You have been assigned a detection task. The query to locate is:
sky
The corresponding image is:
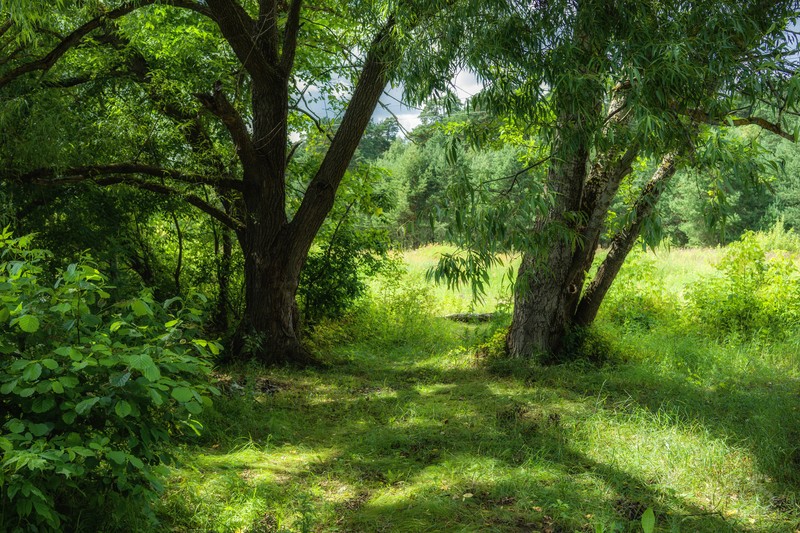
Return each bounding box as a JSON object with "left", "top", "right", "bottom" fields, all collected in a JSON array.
[
  {"left": 371, "top": 70, "right": 485, "bottom": 134},
  {"left": 298, "top": 70, "right": 484, "bottom": 137}
]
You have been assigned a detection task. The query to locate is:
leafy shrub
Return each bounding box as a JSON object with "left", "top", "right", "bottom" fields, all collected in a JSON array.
[
  {"left": 475, "top": 328, "right": 509, "bottom": 361},
  {"left": 685, "top": 231, "right": 800, "bottom": 338},
  {"left": 754, "top": 217, "right": 800, "bottom": 253},
  {"left": 600, "top": 250, "right": 676, "bottom": 330},
  {"left": 299, "top": 227, "right": 400, "bottom": 325},
  {"left": 338, "top": 272, "right": 448, "bottom": 351},
  {"left": 0, "top": 231, "right": 220, "bottom": 531}
]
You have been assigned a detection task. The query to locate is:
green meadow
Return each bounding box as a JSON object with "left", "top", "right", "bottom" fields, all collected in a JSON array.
[{"left": 156, "top": 243, "right": 800, "bottom": 533}]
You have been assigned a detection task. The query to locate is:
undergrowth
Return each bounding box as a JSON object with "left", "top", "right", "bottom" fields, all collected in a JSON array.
[{"left": 153, "top": 234, "right": 800, "bottom": 532}]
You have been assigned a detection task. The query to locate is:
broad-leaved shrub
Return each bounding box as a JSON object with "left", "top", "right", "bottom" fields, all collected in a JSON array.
[
  {"left": 686, "top": 231, "right": 800, "bottom": 338},
  {"left": 0, "top": 231, "right": 220, "bottom": 531},
  {"left": 601, "top": 250, "right": 676, "bottom": 330}
]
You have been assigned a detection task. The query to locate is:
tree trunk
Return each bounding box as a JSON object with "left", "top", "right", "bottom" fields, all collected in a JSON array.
[
  {"left": 506, "top": 140, "right": 589, "bottom": 357},
  {"left": 228, "top": 18, "right": 395, "bottom": 364},
  {"left": 505, "top": 89, "right": 644, "bottom": 359},
  {"left": 236, "top": 233, "right": 309, "bottom": 365},
  {"left": 574, "top": 153, "right": 678, "bottom": 326}
]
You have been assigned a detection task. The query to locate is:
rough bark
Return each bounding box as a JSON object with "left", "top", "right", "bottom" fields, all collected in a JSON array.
[
  {"left": 236, "top": 233, "right": 309, "bottom": 364},
  {"left": 574, "top": 153, "right": 679, "bottom": 326},
  {"left": 506, "top": 92, "right": 632, "bottom": 358},
  {"left": 506, "top": 136, "right": 590, "bottom": 357},
  {"left": 226, "top": 12, "right": 396, "bottom": 364}
]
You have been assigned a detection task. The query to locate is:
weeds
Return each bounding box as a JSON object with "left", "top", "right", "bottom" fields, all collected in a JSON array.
[{"left": 152, "top": 241, "right": 800, "bottom": 532}]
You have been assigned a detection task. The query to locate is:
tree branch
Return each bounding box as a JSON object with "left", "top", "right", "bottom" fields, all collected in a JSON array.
[
  {"left": 0, "top": 2, "right": 144, "bottom": 88},
  {"left": 289, "top": 17, "right": 396, "bottom": 250},
  {"left": 12, "top": 163, "right": 243, "bottom": 191},
  {"left": 574, "top": 153, "right": 679, "bottom": 326},
  {"left": 257, "top": 0, "right": 280, "bottom": 63},
  {"left": 291, "top": 104, "right": 334, "bottom": 141},
  {"left": 684, "top": 108, "right": 795, "bottom": 142},
  {"left": 92, "top": 177, "right": 244, "bottom": 231},
  {"left": 206, "top": 0, "right": 280, "bottom": 84},
  {"left": 7, "top": 167, "right": 244, "bottom": 231},
  {"left": 195, "top": 83, "right": 257, "bottom": 167},
  {"left": 0, "top": 18, "right": 13, "bottom": 40},
  {"left": 280, "top": 0, "right": 303, "bottom": 74},
  {"left": 729, "top": 116, "right": 795, "bottom": 142},
  {"left": 0, "top": 0, "right": 212, "bottom": 89}
]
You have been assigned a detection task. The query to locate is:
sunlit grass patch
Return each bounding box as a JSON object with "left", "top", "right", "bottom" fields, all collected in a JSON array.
[{"left": 156, "top": 246, "right": 800, "bottom": 532}]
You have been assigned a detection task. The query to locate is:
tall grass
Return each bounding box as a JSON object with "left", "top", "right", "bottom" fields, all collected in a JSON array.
[{"left": 155, "top": 232, "right": 800, "bottom": 532}]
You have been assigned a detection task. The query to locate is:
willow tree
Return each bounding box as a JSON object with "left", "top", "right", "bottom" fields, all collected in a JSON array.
[
  {"left": 428, "top": 0, "right": 800, "bottom": 357},
  {"left": 0, "top": 0, "right": 468, "bottom": 363}
]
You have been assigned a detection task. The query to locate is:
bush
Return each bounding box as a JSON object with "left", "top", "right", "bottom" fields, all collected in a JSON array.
[
  {"left": 600, "top": 250, "right": 676, "bottom": 330},
  {"left": 299, "top": 227, "right": 400, "bottom": 325},
  {"left": 685, "top": 231, "right": 800, "bottom": 339},
  {"left": 754, "top": 217, "right": 800, "bottom": 253},
  {"left": 321, "top": 271, "right": 451, "bottom": 353},
  {"left": 0, "top": 230, "right": 220, "bottom": 531}
]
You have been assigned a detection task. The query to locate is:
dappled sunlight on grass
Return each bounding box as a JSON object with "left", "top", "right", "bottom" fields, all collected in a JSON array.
[
  {"left": 159, "top": 333, "right": 800, "bottom": 531},
  {"left": 157, "top": 247, "right": 800, "bottom": 532}
]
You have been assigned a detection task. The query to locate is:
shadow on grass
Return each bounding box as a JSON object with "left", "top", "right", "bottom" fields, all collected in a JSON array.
[{"left": 160, "top": 321, "right": 800, "bottom": 532}]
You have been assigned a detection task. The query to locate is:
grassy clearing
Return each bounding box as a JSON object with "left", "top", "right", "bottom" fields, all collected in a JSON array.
[{"left": 157, "top": 247, "right": 800, "bottom": 532}]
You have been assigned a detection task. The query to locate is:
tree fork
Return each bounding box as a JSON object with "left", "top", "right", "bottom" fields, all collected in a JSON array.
[{"left": 574, "top": 153, "right": 679, "bottom": 327}]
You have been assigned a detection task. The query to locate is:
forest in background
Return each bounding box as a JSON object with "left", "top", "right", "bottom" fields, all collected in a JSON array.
[{"left": 2, "top": 0, "right": 800, "bottom": 531}]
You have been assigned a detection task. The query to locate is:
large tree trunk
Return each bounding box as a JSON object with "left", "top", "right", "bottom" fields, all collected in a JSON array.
[
  {"left": 226, "top": 16, "right": 396, "bottom": 365},
  {"left": 506, "top": 141, "right": 590, "bottom": 357},
  {"left": 505, "top": 93, "right": 632, "bottom": 357},
  {"left": 237, "top": 232, "right": 309, "bottom": 364}
]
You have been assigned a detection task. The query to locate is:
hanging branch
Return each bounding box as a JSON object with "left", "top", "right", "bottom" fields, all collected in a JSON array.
[{"left": 12, "top": 163, "right": 243, "bottom": 191}]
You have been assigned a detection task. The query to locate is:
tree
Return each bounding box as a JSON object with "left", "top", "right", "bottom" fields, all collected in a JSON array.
[
  {"left": 0, "top": 0, "right": 461, "bottom": 363},
  {"left": 424, "top": 0, "right": 800, "bottom": 357}
]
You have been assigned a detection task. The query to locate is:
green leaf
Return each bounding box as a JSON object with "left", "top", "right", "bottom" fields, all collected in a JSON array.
[
  {"left": 41, "top": 358, "right": 58, "bottom": 370},
  {"left": 641, "top": 508, "right": 655, "bottom": 533},
  {"left": 75, "top": 397, "right": 100, "bottom": 415},
  {"left": 110, "top": 372, "right": 131, "bottom": 387},
  {"left": 71, "top": 446, "right": 94, "bottom": 457},
  {"left": 1, "top": 380, "right": 18, "bottom": 394},
  {"left": 171, "top": 387, "right": 194, "bottom": 402},
  {"left": 22, "top": 362, "right": 42, "bottom": 381},
  {"left": 50, "top": 302, "right": 71, "bottom": 314},
  {"left": 51, "top": 380, "right": 64, "bottom": 394},
  {"left": 55, "top": 346, "right": 83, "bottom": 361},
  {"left": 143, "top": 364, "right": 161, "bottom": 382},
  {"left": 184, "top": 400, "right": 202, "bottom": 414},
  {"left": 148, "top": 388, "right": 164, "bottom": 406},
  {"left": 6, "top": 420, "right": 25, "bottom": 433},
  {"left": 32, "top": 396, "right": 55, "bottom": 413},
  {"left": 29, "top": 423, "right": 50, "bottom": 437},
  {"left": 107, "top": 450, "right": 127, "bottom": 464},
  {"left": 115, "top": 400, "right": 132, "bottom": 418},
  {"left": 131, "top": 299, "right": 151, "bottom": 317},
  {"left": 129, "top": 353, "right": 161, "bottom": 381},
  {"left": 18, "top": 314, "right": 39, "bottom": 333},
  {"left": 129, "top": 353, "right": 154, "bottom": 371},
  {"left": 58, "top": 376, "right": 79, "bottom": 389},
  {"left": 110, "top": 321, "right": 124, "bottom": 332}
]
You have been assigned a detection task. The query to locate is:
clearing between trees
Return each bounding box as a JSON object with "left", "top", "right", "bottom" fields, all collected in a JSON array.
[{"left": 156, "top": 244, "right": 800, "bottom": 532}]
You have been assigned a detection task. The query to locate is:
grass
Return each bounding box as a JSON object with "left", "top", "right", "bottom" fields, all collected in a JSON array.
[{"left": 155, "top": 246, "right": 800, "bottom": 532}]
